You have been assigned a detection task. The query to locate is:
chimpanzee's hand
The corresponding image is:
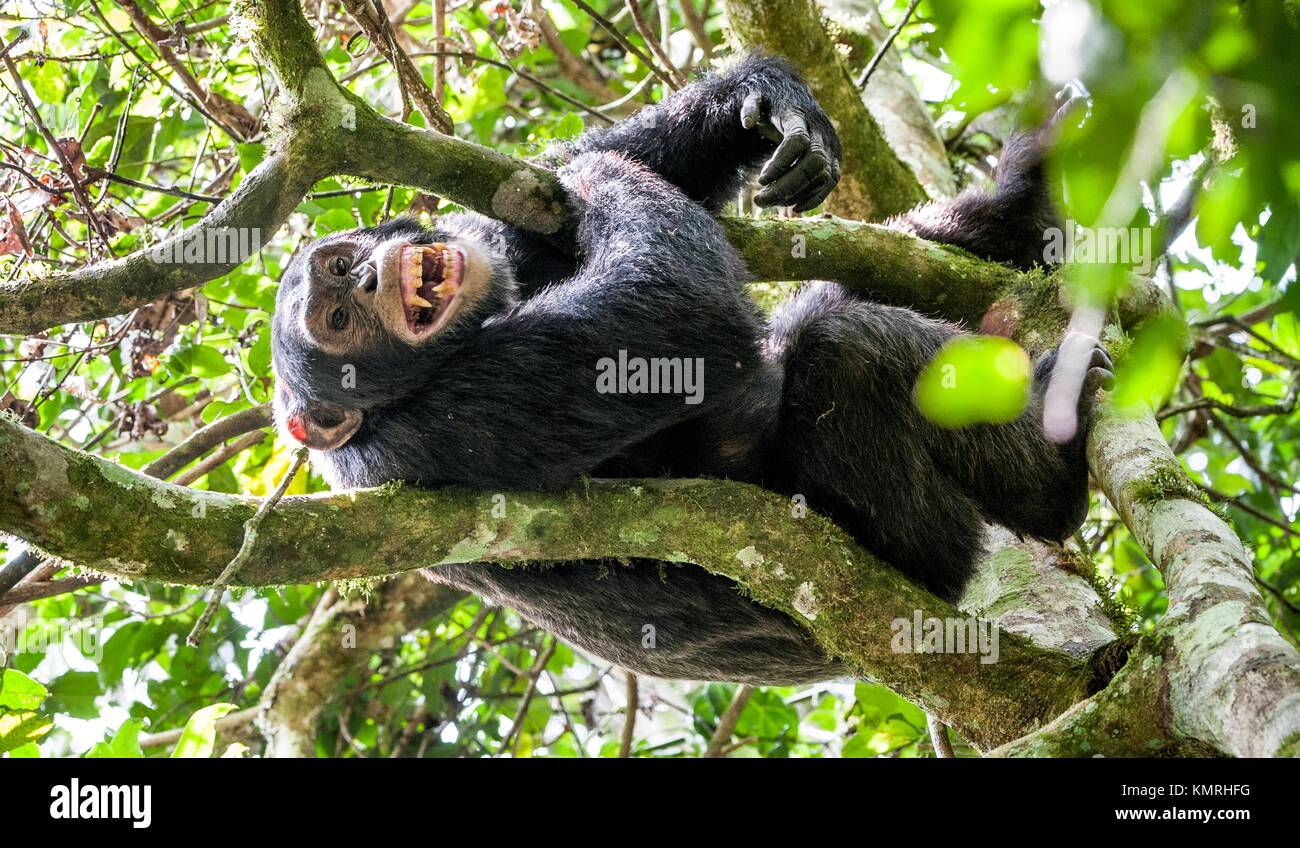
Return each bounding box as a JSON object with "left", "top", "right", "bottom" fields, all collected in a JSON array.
[{"left": 740, "top": 88, "right": 842, "bottom": 212}]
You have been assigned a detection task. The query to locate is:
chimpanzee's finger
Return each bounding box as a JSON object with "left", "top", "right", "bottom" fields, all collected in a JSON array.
[
  {"left": 740, "top": 91, "right": 765, "bottom": 130},
  {"left": 757, "top": 111, "right": 810, "bottom": 185},
  {"left": 790, "top": 170, "right": 836, "bottom": 213},
  {"left": 755, "top": 148, "right": 827, "bottom": 206},
  {"left": 1090, "top": 345, "right": 1113, "bottom": 372},
  {"left": 1085, "top": 365, "right": 1116, "bottom": 393}
]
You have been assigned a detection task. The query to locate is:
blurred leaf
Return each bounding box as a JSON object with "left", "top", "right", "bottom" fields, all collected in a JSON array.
[
  {"left": 0, "top": 711, "right": 53, "bottom": 754},
  {"left": 1113, "top": 313, "right": 1189, "bottom": 412},
  {"left": 0, "top": 668, "right": 49, "bottom": 711},
  {"left": 915, "top": 336, "right": 1032, "bottom": 427},
  {"left": 171, "top": 703, "right": 237, "bottom": 759}
]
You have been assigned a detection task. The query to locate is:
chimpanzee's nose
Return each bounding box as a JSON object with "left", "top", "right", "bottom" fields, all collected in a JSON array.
[{"left": 353, "top": 259, "right": 378, "bottom": 294}]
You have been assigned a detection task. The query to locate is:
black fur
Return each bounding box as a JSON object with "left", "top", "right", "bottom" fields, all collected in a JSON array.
[{"left": 271, "top": 54, "right": 1102, "bottom": 685}]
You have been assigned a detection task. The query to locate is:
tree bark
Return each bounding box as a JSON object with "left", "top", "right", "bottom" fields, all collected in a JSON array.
[
  {"left": 260, "top": 576, "right": 463, "bottom": 757},
  {"left": 0, "top": 413, "right": 1102, "bottom": 751}
]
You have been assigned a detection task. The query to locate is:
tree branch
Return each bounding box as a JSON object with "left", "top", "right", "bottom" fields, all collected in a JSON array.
[
  {"left": 0, "top": 0, "right": 1085, "bottom": 338},
  {"left": 260, "top": 575, "right": 463, "bottom": 757},
  {"left": 0, "top": 146, "right": 322, "bottom": 334},
  {"left": 0, "top": 413, "right": 1095, "bottom": 751},
  {"left": 821, "top": 0, "right": 956, "bottom": 198},
  {"left": 1083, "top": 403, "right": 1300, "bottom": 758}
]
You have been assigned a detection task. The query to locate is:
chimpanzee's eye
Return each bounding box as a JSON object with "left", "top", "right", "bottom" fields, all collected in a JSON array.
[
  {"left": 331, "top": 256, "right": 351, "bottom": 276},
  {"left": 329, "top": 307, "right": 349, "bottom": 330}
]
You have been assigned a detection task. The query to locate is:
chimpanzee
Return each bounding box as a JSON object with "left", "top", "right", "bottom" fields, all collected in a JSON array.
[{"left": 271, "top": 53, "right": 1112, "bottom": 685}]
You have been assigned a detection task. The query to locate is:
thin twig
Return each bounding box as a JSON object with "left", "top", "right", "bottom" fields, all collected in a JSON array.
[
  {"left": 927, "top": 713, "right": 956, "bottom": 758},
  {"left": 499, "top": 637, "right": 558, "bottom": 756},
  {"left": 855, "top": 0, "right": 921, "bottom": 88},
  {"left": 85, "top": 166, "right": 223, "bottom": 204},
  {"left": 703, "top": 684, "right": 753, "bottom": 757},
  {"left": 143, "top": 404, "right": 272, "bottom": 480},
  {"left": 619, "top": 671, "right": 638, "bottom": 757},
  {"left": 1157, "top": 377, "right": 1298, "bottom": 421},
  {"left": 172, "top": 430, "right": 269, "bottom": 486},
  {"left": 569, "top": 0, "right": 679, "bottom": 91},
  {"left": 2, "top": 34, "right": 114, "bottom": 254},
  {"left": 0, "top": 575, "right": 103, "bottom": 605},
  {"left": 624, "top": 0, "right": 685, "bottom": 88},
  {"left": 340, "top": 0, "right": 453, "bottom": 133},
  {"left": 1200, "top": 484, "right": 1300, "bottom": 540},
  {"left": 186, "top": 446, "right": 310, "bottom": 646},
  {"left": 422, "top": 50, "right": 615, "bottom": 125},
  {"left": 679, "top": 0, "right": 713, "bottom": 60}
]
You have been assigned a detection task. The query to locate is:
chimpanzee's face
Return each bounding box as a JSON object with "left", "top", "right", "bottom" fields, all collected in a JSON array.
[
  {"left": 270, "top": 217, "right": 506, "bottom": 451},
  {"left": 275, "top": 218, "right": 496, "bottom": 354}
]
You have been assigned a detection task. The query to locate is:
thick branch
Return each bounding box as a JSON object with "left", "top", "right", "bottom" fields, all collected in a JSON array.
[
  {"left": 820, "top": 0, "right": 957, "bottom": 198},
  {"left": 0, "top": 415, "right": 1091, "bottom": 751},
  {"left": 993, "top": 400, "right": 1300, "bottom": 758},
  {"left": 960, "top": 526, "right": 1118, "bottom": 659},
  {"left": 0, "top": 0, "right": 1058, "bottom": 337},
  {"left": 260, "top": 576, "right": 463, "bottom": 757},
  {"left": 1084, "top": 403, "right": 1300, "bottom": 758},
  {"left": 0, "top": 146, "right": 323, "bottom": 334}
]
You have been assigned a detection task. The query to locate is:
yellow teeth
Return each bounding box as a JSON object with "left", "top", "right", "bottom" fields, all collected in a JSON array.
[
  {"left": 432, "top": 281, "right": 456, "bottom": 298},
  {"left": 409, "top": 294, "right": 434, "bottom": 309}
]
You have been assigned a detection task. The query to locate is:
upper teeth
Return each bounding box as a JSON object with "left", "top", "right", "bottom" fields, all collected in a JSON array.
[{"left": 399, "top": 243, "right": 462, "bottom": 311}]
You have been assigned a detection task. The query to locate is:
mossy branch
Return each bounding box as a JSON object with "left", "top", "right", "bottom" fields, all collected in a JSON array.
[
  {"left": 0, "top": 147, "right": 322, "bottom": 335},
  {"left": 0, "top": 413, "right": 1092, "bottom": 751},
  {"left": 1081, "top": 402, "right": 1300, "bottom": 758},
  {"left": 0, "top": 0, "right": 1048, "bottom": 337}
]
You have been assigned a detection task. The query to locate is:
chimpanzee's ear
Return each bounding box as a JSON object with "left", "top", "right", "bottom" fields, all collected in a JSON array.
[{"left": 274, "top": 385, "right": 363, "bottom": 451}]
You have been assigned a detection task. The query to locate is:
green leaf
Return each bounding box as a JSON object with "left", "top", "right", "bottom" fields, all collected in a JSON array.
[
  {"left": 85, "top": 718, "right": 145, "bottom": 758},
  {"left": 237, "top": 143, "right": 266, "bottom": 174},
  {"left": 841, "top": 728, "right": 874, "bottom": 758},
  {"left": 735, "top": 689, "right": 798, "bottom": 741},
  {"left": 171, "top": 703, "right": 237, "bottom": 758},
  {"left": 7, "top": 741, "right": 41, "bottom": 758},
  {"left": 30, "top": 62, "right": 68, "bottom": 104},
  {"left": 0, "top": 668, "right": 49, "bottom": 711},
  {"left": 314, "top": 208, "right": 358, "bottom": 235},
  {"left": 1257, "top": 200, "right": 1300, "bottom": 286},
  {"left": 1113, "top": 313, "right": 1189, "bottom": 413},
  {"left": 168, "top": 343, "right": 232, "bottom": 378},
  {"left": 915, "top": 336, "right": 1032, "bottom": 427},
  {"left": 247, "top": 323, "right": 272, "bottom": 378},
  {"left": 0, "top": 710, "right": 54, "bottom": 754},
  {"left": 46, "top": 670, "right": 101, "bottom": 719},
  {"left": 552, "top": 112, "right": 585, "bottom": 140},
  {"left": 221, "top": 742, "right": 250, "bottom": 758}
]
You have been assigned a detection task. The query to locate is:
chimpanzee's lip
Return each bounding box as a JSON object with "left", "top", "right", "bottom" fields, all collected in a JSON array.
[{"left": 399, "top": 243, "right": 464, "bottom": 335}]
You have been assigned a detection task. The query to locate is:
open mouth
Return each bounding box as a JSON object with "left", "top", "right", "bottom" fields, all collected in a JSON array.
[{"left": 400, "top": 243, "right": 464, "bottom": 335}]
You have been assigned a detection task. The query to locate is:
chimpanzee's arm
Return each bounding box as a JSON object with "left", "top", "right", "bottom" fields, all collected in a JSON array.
[
  {"left": 888, "top": 95, "right": 1080, "bottom": 271},
  {"left": 382, "top": 151, "right": 772, "bottom": 490},
  {"left": 468, "top": 53, "right": 841, "bottom": 294},
  {"left": 543, "top": 53, "right": 842, "bottom": 213}
]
